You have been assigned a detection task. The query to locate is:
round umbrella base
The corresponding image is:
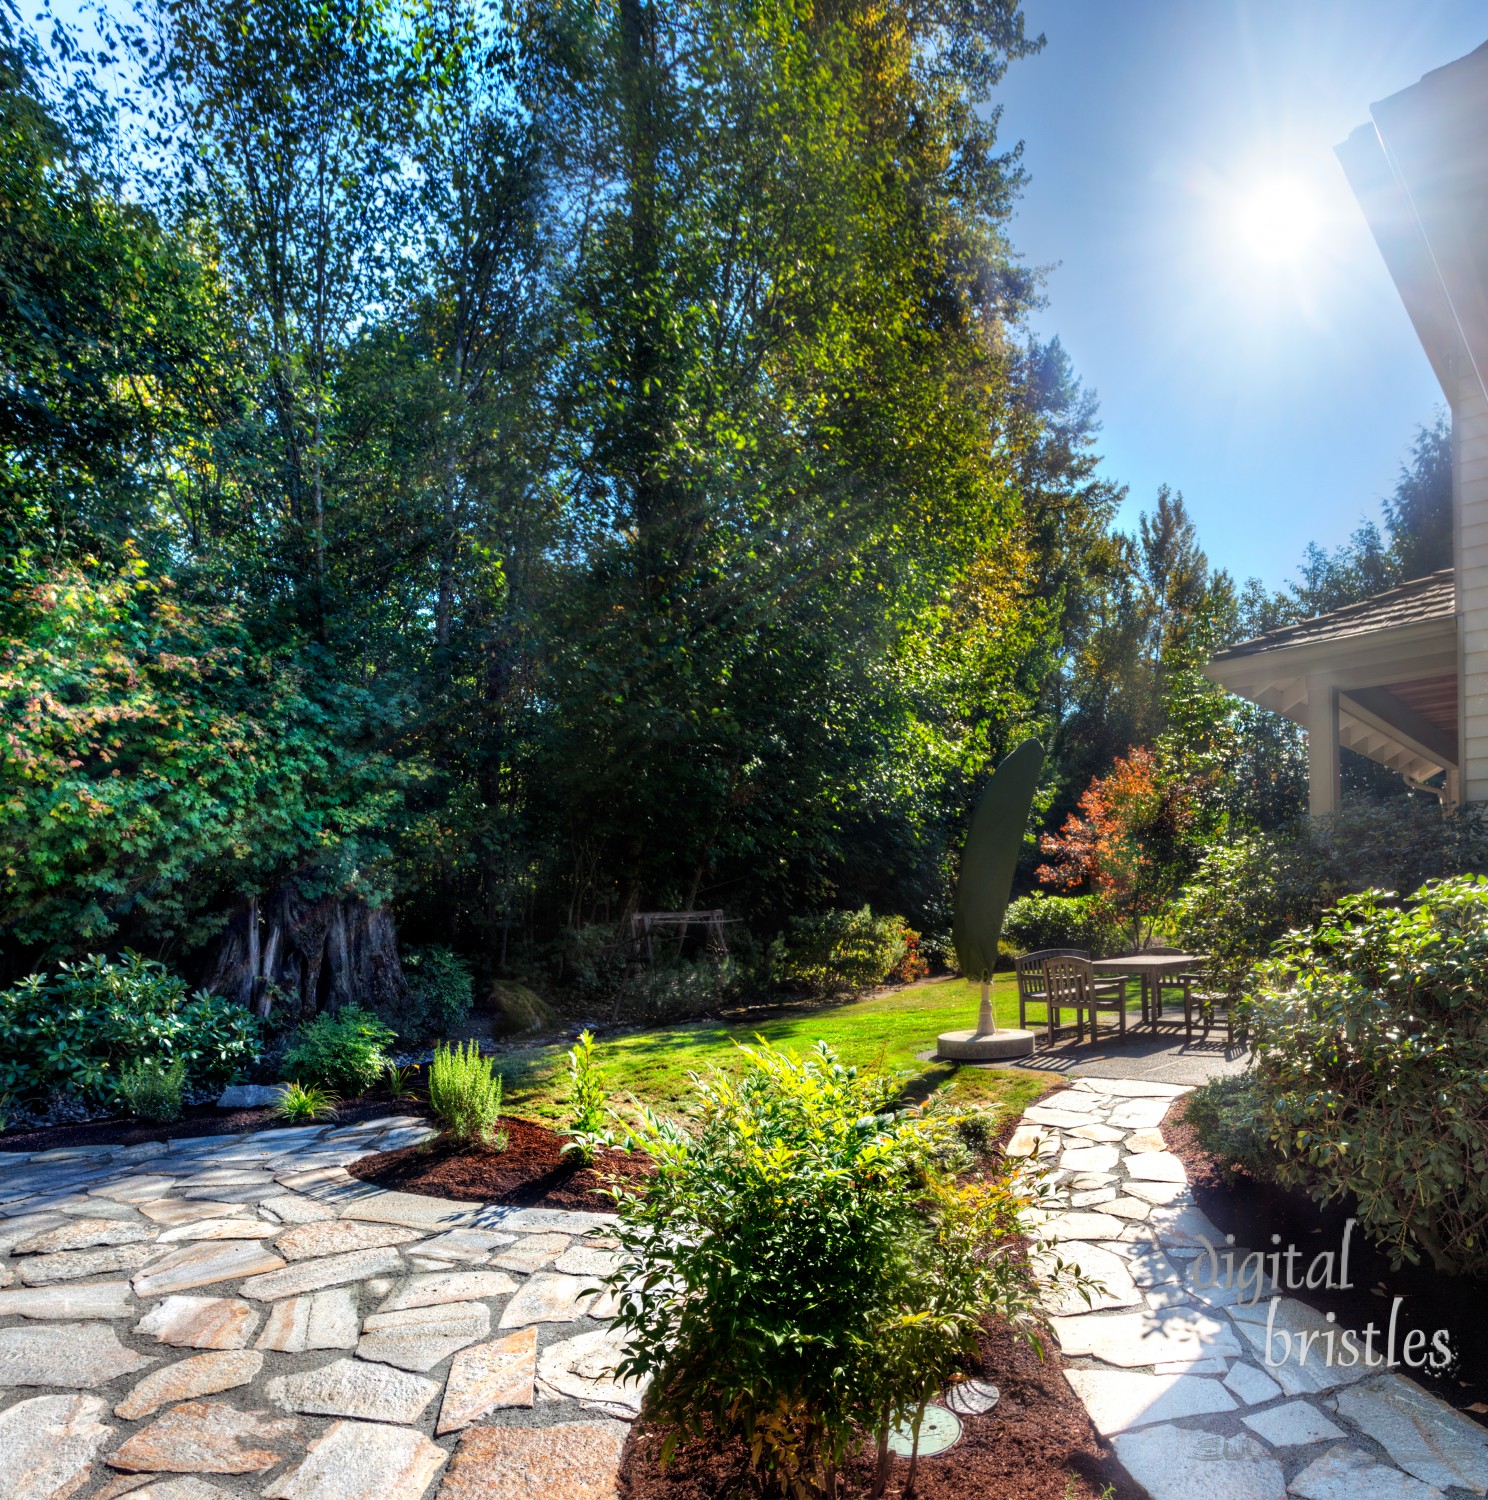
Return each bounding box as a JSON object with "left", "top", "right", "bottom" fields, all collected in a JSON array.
[{"left": 935, "top": 1028, "right": 1037, "bottom": 1061}]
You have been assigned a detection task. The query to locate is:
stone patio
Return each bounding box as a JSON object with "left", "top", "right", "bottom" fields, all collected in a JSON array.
[
  {"left": 1014, "top": 1078, "right": 1488, "bottom": 1499},
  {"left": 0, "top": 1116, "right": 643, "bottom": 1498}
]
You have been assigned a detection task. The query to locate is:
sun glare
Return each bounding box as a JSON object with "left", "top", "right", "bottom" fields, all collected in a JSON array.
[{"left": 1232, "top": 178, "right": 1321, "bottom": 266}]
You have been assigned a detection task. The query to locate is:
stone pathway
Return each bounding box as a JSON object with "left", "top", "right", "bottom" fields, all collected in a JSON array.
[
  {"left": 0, "top": 1116, "right": 642, "bottom": 1498},
  {"left": 1012, "top": 1079, "right": 1488, "bottom": 1500}
]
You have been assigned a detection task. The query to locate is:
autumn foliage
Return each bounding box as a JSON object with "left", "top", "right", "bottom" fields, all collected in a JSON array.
[{"left": 1036, "top": 747, "right": 1199, "bottom": 948}]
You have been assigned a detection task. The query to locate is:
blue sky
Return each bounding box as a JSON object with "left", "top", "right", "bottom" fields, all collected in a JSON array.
[{"left": 993, "top": 1, "right": 1488, "bottom": 589}]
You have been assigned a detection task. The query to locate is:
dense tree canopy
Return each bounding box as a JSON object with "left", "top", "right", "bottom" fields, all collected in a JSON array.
[{"left": 0, "top": 0, "right": 1452, "bottom": 990}]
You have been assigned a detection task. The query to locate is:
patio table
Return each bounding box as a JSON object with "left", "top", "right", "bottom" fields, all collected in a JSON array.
[{"left": 1089, "top": 953, "right": 1209, "bottom": 1029}]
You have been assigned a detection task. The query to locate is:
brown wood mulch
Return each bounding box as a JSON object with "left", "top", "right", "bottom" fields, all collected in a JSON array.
[
  {"left": 346, "top": 1114, "right": 652, "bottom": 1215},
  {"left": 1164, "top": 1092, "right": 1488, "bottom": 1420},
  {"left": 616, "top": 1318, "right": 1137, "bottom": 1500}
]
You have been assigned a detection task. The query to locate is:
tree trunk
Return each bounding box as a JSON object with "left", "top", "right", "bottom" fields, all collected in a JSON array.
[{"left": 204, "top": 883, "right": 407, "bottom": 1024}]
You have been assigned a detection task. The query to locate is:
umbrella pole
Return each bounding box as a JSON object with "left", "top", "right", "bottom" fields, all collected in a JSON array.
[{"left": 978, "top": 980, "right": 996, "bottom": 1036}]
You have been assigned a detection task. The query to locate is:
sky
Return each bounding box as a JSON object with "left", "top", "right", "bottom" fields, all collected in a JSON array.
[{"left": 991, "top": 0, "right": 1488, "bottom": 590}]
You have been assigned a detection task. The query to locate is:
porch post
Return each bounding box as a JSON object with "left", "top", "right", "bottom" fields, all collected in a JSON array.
[{"left": 1306, "top": 674, "right": 1340, "bottom": 817}]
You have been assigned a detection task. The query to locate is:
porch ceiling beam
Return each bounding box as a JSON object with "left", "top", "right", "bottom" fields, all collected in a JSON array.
[{"left": 1340, "top": 686, "right": 1457, "bottom": 769}]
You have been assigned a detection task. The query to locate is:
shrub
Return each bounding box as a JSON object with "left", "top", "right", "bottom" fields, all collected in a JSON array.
[
  {"left": 428, "top": 1040, "right": 506, "bottom": 1147},
  {"left": 562, "top": 1029, "right": 611, "bottom": 1165},
  {"left": 117, "top": 1056, "right": 187, "bottom": 1123},
  {"left": 274, "top": 1081, "right": 339, "bottom": 1123},
  {"left": 280, "top": 1006, "right": 394, "bottom": 1096},
  {"left": 0, "top": 952, "right": 261, "bottom": 1108},
  {"left": 1181, "top": 1075, "right": 1274, "bottom": 1183},
  {"left": 1172, "top": 802, "right": 1488, "bottom": 1002},
  {"left": 1248, "top": 876, "right": 1488, "bottom": 1276},
  {"left": 398, "top": 946, "right": 474, "bottom": 1041},
  {"left": 1002, "top": 892, "right": 1123, "bottom": 959},
  {"left": 603, "top": 1041, "right": 1069, "bottom": 1498},
  {"left": 562, "top": 924, "right": 754, "bottom": 1023},
  {"left": 772, "top": 907, "right": 913, "bottom": 996},
  {"left": 890, "top": 928, "right": 930, "bottom": 984}
]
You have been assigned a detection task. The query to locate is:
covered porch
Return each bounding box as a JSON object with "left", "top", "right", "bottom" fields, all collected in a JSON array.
[{"left": 1203, "top": 569, "right": 1458, "bottom": 814}]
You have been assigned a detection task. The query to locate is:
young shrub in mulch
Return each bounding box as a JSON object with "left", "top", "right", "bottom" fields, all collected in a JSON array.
[
  {"left": 1249, "top": 875, "right": 1488, "bottom": 1277},
  {"left": 600, "top": 1039, "right": 1083, "bottom": 1500},
  {"left": 428, "top": 1040, "right": 506, "bottom": 1148},
  {"left": 279, "top": 1006, "right": 394, "bottom": 1097}
]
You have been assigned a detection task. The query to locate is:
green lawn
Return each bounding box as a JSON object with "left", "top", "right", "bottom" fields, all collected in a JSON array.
[{"left": 496, "top": 974, "right": 1062, "bottom": 1133}]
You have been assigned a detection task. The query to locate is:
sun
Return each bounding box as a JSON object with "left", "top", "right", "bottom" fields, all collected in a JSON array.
[{"left": 1232, "top": 178, "right": 1322, "bottom": 266}]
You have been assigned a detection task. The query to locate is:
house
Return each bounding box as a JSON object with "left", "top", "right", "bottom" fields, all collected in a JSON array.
[{"left": 1205, "top": 40, "right": 1488, "bottom": 814}]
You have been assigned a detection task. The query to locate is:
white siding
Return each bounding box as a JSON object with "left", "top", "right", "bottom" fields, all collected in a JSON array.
[{"left": 1458, "top": 369, "right": 1488, "bottom": 802}]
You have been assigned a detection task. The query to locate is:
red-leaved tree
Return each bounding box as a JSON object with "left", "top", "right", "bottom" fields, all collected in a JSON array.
[{"left": 1036, "top": 747, "right": 1199, "bottom": 949}]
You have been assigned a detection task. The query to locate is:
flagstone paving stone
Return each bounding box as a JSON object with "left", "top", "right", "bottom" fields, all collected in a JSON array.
[
  {"left": 115, "top": 1349, "right": 264, "bottom": 1419},
  {"left": 17, "top": 1242, "right": 156, "bottom": 1284},
  {"left": 1064, "top": 1368, "right": 1236, "bottom": 1434},
  {"left": 241, "top": 1246, "right": 405, "bottom": 1300},
  {"left": 1288, "top": 1444, "right": 1445, "bottom": 1500},
  {"left": 0, "top": 1319, "right": 153, "bottom": 1385},
  {"left": 378, "top": 1269, "right": 520, "bottom": 1311},
  {"left": 0, "top": 1278, "right": 134, "bottom": 1319},
  {"left": 437, "top": 1328, "right": 538, "bottom": 1432},
  {"left": 136, "top": 1294, "right": 260, "bottom": 1349},
  {"left": 0, "top": 1393, "right": 114, "bottom": 1500},
  {"left": 498, "top": 1272, "right": 598, "bottom": 1328},
  {"left": 492, "top": 1232, "right": 573, "bottom": 1273},
  {"left": 260, "top": 1194, "right": 339, "bottom": 1225},
  {"left": 1125, "top": 1151, "right": 1188, "bottom": 1182},
  {"left": 435, "top": 1419, "right": 627, "bottom": 1500},
  {"left": 536, "top": 1326, "right": 649, "bottom": 1418},
  {"left": 264, "top": 1419, "right": 449, "bottom": 1500},
  {"left": 139, "top": 1200, "right": 253, "bottom": 1226},
  {"left": 133, "top": 1240, "right": 288, "bottom": 1297},
  {"left": 1240, "top": 1398, "right": 1343, "bottom": 1448},
  {"left": 274, "top": 1219, "right": 423, "bottom": 1260},
  {"left": 158, "top": 1216, "right": 272, "bottom": 1242},
  {"left": 1330, "top": 1373, "right": 1488, "bottom": 1492},
  {"left": 1112, "top": 1423, "right": 1286, "bottom": 1500},
  {"left": 357, "top": 1300, "right": 491, "bottom": 1371},
  {"left": 414, "top": 1228, "right": 519, "bottom": 1263},
  {"left": 254, "top": 1287, "right": 362, "bottom": 1351},
  {"left": 12, "top": 1215, "right": 156, "bottom": 1254},
  {"left": 267, "top": 1356, "right": 441, "bottom": 1423},
  {"left": 106, "top": 1400, "right": 303, "bottom": 1474}
]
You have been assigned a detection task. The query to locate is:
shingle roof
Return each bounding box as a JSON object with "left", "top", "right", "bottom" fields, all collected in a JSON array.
[{"left": 1210, "top": 568, "right": 1455, "bottom": 661}]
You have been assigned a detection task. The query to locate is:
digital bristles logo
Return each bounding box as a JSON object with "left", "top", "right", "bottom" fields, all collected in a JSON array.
[{"left": 1194, "top": 1219, "right": 1454, "bottom": 1372}]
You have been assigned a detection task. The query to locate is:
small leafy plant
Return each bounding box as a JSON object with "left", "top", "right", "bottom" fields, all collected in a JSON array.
[
  {"left": 428, "top": 1040, "right": 506, "bottom": 1147},
  {"left": 562, "top": 1030, "right": 612, "bottom": 1166},
  {"left": 274, "top": 1081, "right": 340, "bottom": 1123},
  {"left": 117, "top": 1056, "right": 188, "bottom": 1124},
  {"left": 602, "top": 1040, "right": 1080, "bottom": 1498},
  {"left": 383, "top": 1062, "right": 419, "bottom": 1101},
  {"left": 280, "top": 1006, "right": 394, "bottom": 1096}
]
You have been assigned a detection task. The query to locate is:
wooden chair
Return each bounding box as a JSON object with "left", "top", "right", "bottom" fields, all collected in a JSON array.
[
  {"left": 1015, "top": 948, "right": 1086, "bottom": 1040},
  {"left": 1043, "top": 955, "right": 1130, "bottom": 1043}
]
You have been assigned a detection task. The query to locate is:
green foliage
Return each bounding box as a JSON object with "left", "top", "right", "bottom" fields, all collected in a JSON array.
[
  {"left": 953, "top": 739, "right": 1044, "bottom": 983},
  {"left": 117, "top": 1055, "right": 188, "bottom": 1123},
  {"left": 398, "top": 946, "right": 474, "bottom": 1041},
  {"left": 1180, "top": 1076, "right": 1274, "bottom": 1184},
  {"left": 428, "top": 1040, "right": 505, "bottom": 1147},
  {"left": 0, "top": 551, "right": 403, "bottom": 956},
  {"left": 1248, "top": 877, "right": 1488, "bottom": 1277},
  {"left": 602, "top": 1041, "right": 1061, "bottom": 1497},
  {"left": 773, "top": 907, "right": 914, "bottom": 997},
  {"left": 280, "top": 1006, "right": 395, "bottom": 1097},
  {"left": 383, "top": 1063, "right": 418, "bottom": 1101},
  {"left": 274, "top": 1081, "right": 340, "bottom": 1123},
  {"left": 1002, "top": 892, "right": 1122, "bottom": 958},
  {"left": 488, "top": 981, "right": 559, "bottom": 1036},
  {"left": 1171, "top": 803, "right": 1488, "bottom": 1001},
  {"left": 0, "top": 952, "right": 261, "bottom": 1107},
  {"left": 563, "top": 1030, "right": 611, "bottom": 1166}
]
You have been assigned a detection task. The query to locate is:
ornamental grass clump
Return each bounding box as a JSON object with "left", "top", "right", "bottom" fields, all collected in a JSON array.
[
  {"left": 428, "top": 1040, "right": 506, "bottom": 1148},
  {"left": 602, "top": 1040, "right": 1077, "bottom": 1499},
  {"left": 274, "top": 1081, "right": 340, "bottom": 1123}
]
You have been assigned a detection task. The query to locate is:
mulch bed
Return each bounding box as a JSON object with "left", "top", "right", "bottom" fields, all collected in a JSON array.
[
  {"left": 1164, "top": 1093, "right": 1488, "bottom": 1420},
  {"left": 0, "top": 1095, "right": 427, "bottom": 1155},
  {"left": 346, "top": 1114, "right": 652, "bottom": 1215},
  {"left": 616, "top": 1317, "right": 1138, "bottom": 1500}
]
